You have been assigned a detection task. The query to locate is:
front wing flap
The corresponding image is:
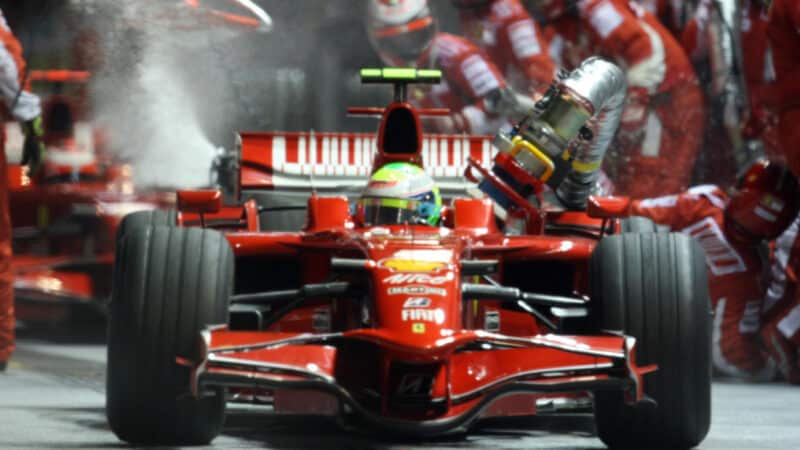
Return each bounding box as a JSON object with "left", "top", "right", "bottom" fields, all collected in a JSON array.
[{"left": 189, "top": 328, "right": 654, "bottom": 434}]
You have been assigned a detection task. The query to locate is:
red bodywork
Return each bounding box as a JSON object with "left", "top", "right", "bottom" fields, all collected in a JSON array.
[
  {"left": 6, "top": 71, "right": 174, "bottom": 320},
  {"left": 9, "top": 163, "right": 173, "bottom": 319},
  {"left": 177, "top": 96, "right": 649, "bottom": 434}
]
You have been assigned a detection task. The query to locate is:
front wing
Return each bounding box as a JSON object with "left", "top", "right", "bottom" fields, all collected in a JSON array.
[
  {"left": 12, "top": 254, "right": 113, "bottom": 322},
  {"left": 190, "top": 328, "right": 654, "bottom": 435}
]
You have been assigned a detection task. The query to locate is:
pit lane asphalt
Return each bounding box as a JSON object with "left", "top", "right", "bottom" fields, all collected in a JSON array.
[{"left": 2, "top": 324, "right": 799, "bottom": 450}]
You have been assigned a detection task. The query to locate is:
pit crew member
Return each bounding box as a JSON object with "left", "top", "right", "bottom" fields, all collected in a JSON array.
[
  {"left": 768, "top": 0, "right": 800, "bottom": 177},
  {"left": 528, "top": 0, "right": 704, "bottom": 198},
  {"left": 451, "top": 0, "right": 557, "bottom": 96},
  {"left": 633, "top": 0, "right": 693, "bottom": 37},
  {"left": 762, "top": 214, "right": 800, "bottom": 384},
  {"left": 763, "top": 3, "right": 800, "bottom": 382},
  {"left": 629, "top": 160, "right": 800, "bottom": 380},
  {"left": 0, "top": 8, "right": 43, "bottom": 371},
  {"left": 366, "top": 0, "right": 520, "bottom": 134},
  {"left": 682, "top": 0, "right": 784, "bottom": 169}
]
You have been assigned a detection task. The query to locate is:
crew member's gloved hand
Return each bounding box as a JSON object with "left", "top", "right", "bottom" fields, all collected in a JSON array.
[
  {"left": 484, "top": 87, "right": 523, "bottom": 118},
  {"left": 21, "top": 115, "right": 45, "bottom": 174},
  {"left": 742, "top": 105, "right": 779, "bottom": 141}
]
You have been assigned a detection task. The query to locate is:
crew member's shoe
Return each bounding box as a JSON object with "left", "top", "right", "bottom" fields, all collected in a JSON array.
[{"left": 763, "top": 325, "right": 800, "bottom": 384}]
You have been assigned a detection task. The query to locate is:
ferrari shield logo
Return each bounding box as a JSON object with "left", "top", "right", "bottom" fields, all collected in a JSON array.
[{"left": 412, "top": 323, "right": 426, "bottom": 333}]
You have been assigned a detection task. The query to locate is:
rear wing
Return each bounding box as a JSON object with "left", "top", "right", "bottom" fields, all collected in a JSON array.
[{"left": 238, "top": 131, "right": 496, "bottom": 198}]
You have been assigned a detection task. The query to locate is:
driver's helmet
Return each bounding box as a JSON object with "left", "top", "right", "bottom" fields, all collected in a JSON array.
[
  {"left": 366, "top": 0, "right": 437, "bottom": 66},
  {"left": 358, "top": 162, "right": 442, "bottom": 226},
  {"left": 42, "top": 143, "right": 100, "bottom": 181},
  {"left": 724, "top": 159, "right": 800, "bottom": 243},
  {"left": 43, "top": 144, "right": 100, "bottom": 182}
]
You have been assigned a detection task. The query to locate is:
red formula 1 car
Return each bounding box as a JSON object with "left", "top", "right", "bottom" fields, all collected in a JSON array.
[
  {"left": 106, "top": 61, "right": 712, "bottom": 449},
  {"left": 6, "top": 70, "right": 174, "bottom": 322}
]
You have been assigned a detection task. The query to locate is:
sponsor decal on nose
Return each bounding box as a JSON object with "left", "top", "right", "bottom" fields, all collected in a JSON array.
[
  {"left": 383, "top": 273, "right": 452, "bottom": 284},
  {"left": 388, "top": 285, "right": 446, "bottom": 296},
  {"left": 403, "top": 297, "right": 431, "bottom": 307},
  {"left": 382, "top": 259, "right": 447, "bottom": 272},
  {"left": 402, "top": 308, "right": 445, "bottom": 324}
]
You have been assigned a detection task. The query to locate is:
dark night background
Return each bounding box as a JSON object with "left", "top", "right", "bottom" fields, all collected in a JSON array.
[{"left": 0, "top": 0, "right": 461, "bottom": 134}]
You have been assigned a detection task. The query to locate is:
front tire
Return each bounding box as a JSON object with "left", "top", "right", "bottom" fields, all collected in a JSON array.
[
  {"left": 115, "top": 209, "right": 177, "bottom": 246},
  {"left": 590, "top": 233, "right": 711, "bottom": 449},
  {"left": 106, "top": 225, "right": 233, "bottom": 445},
  {"left": 619, "top": 216, "right": 658, "bottom": 233}
]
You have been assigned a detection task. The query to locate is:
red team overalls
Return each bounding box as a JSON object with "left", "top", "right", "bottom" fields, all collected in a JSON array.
[
  {"left": 768, "top": 0, "right": 800, "bottom": 177},
  {"left": 681, "top": 0, "right": 784, "bottom": 184},
  {"left": 547, "top": 0, "right": 704, "bottom": 198},
  {"left": 763, "top": 214, "right": 800, "bottom": 383},
  {"left": 0, "top": 9, "right": 41, "bottom": 365},
  {"left": 415, "top": 32, "right": 511, "bottom": 134},
  {"left": 631, "top": 186, "right": 775, "bottom": 380},
  {"left": 456, "top": 0, "right": 556, "bottom": 95},
  {"left": 634, "top": 0, "right": 690, "bottom": 37},
  {"left": 759, "top": 0, "right": 800, "bottom": 383}
]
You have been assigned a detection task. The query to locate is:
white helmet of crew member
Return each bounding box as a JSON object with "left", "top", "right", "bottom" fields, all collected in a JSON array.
[{"left": 366, "top": 0, "right": 437, "bottom": 66}]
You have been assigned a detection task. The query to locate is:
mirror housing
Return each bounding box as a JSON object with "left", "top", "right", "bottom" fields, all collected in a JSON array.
[
  {"left": 586, "top": 195, "right": 632, "bottom": 219},
  {"left": 177, "top": 189, "right": 222, "bottom": 215}
]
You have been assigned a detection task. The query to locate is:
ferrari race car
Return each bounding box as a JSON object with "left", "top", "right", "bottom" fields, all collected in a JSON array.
[
  {"left": 106, "top": 59, "right": 712, "bottom": 449},
  {"left": 6, "top": 70, "right": 173, "bottom": 322}
]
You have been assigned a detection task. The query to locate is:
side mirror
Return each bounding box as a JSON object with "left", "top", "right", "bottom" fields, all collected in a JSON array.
[
  {"left": 177, "top": 189, "right": 222, "bottom": 215},
  {"left": 586, "top": 195, "right": 631, "bottom": 219},
  {"left": 304, "top": 196, "right": 353, "bottom": 232}
]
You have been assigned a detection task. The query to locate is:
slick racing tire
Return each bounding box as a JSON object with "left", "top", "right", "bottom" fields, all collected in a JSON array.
[
  {"left": 106, "top": 225, "right": 233, "bottom": 445},
  {"left": 590, "top": 233, "right": 711, "bottom": 449},
  {"left": 115, "top": 209, "right": 177, "bottom": 246},
  {"left": 619, "top": 216, "right": 669, "bottom": 234},
  {"left": 112, "top": 209, "right": 178, "bottom": 298},
  {"left": 619, "top": 216, "right": 658, "bottom": 234}
]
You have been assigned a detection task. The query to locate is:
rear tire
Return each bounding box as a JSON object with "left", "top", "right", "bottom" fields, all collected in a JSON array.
[
  {"left": 590, "top": 233, "right": 711, "bottom": 449},
  {"left": 106, "top": 225, "right": 233, "bottom": 445}
]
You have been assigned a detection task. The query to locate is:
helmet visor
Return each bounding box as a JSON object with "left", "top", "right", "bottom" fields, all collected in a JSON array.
[
  {"left": 359, "top": 197, "right": 437, "bottom": 226},
  {"left": 373, "top": 17, "right": 435, "bottom": 63}
]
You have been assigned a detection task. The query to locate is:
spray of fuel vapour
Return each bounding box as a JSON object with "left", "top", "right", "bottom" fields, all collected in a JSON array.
[{"left": 78, "top": 1, "right": 238, "bottom": 188}]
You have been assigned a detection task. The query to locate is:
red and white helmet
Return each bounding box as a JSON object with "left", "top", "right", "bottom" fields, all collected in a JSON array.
[
  {"left": 43, "top": 145, "right": 100, "bottom": 182},
  {"left": 725, "top": 159, "right": 800, "bottom": 243},
  {"left": 366, "top": 0, "right": 437, "bottom": 66}
]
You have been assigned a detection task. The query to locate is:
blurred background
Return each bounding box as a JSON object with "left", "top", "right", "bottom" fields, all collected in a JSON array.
[{"left": 0, "top": 1, "right": 465, "bottom": 187}]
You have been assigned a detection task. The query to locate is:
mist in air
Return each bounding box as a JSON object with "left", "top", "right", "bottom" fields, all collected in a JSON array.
[
  {"left": 108, "top": 39, "right": 217, "bottom": 188},
  {"left": 85, "top": 3, "right": 226, "bottom": 188},
  {"left": 66, "top": 0, "right": 392, "bottom": 190}
]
